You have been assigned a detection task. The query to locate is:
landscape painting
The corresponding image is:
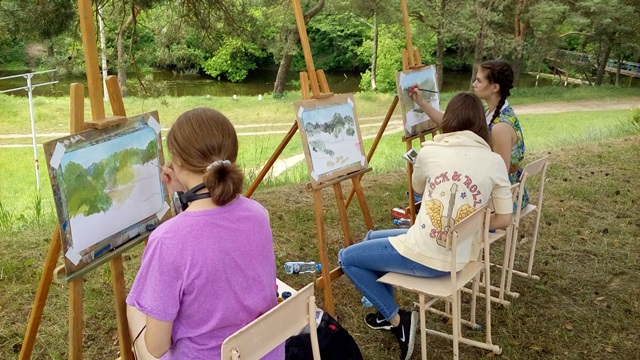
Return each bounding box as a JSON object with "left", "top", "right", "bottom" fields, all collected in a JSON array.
[
  {"left": 44, "top": 111, "right": 169, "bottom": 275},
  {"left": 294, "top": 94, "right": 367, "bottom": 186},
  {"left": 396, "top": 65, "right": 441, "bottom": 137}
]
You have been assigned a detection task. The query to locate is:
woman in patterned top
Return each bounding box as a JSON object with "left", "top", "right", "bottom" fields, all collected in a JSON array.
[{"left": 411, "top": 60, "right": 527, "bottom": 206}]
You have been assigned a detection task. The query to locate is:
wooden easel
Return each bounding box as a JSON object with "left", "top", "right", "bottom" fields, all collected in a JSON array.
[
  {"left": 344, "top": 0, "right": 439, "bottom": 224},
  {"left": 19, "top": 1, "right": 138, "bottom": 359},
  {"left": 245, "top": 0, "right": 373, "bottom": 316}
]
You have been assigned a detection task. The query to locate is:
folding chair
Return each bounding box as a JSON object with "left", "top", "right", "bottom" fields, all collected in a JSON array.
[
  {"left": 505, "top": 156, "right": 550, "bottom": 297},
  {"left": 221, "top": 283, "right": 321, "bottom": 360},
  {"left": 378, "top": 205, "right": 501, "bottom": 359}
]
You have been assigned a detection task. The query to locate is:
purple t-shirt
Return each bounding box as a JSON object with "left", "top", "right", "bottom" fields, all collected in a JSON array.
[{"left": 127, "top": 196, "right": 284, "bottom": 359}]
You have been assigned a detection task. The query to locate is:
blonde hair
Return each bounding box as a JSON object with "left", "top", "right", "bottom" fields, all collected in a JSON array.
[{"left": 167, "top": 108, "right": 243, "bottom": 206}]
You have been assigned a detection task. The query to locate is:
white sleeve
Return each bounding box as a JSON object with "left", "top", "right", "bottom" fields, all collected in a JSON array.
[{"left": 491, "top": 156, "right": 513, "bottom": 215}]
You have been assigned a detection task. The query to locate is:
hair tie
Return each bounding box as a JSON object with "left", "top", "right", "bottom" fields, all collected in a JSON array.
[{"left": 205, "top": 159, "right": 231, "bottom": 172}]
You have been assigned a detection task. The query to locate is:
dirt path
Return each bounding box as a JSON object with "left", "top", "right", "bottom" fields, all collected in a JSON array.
[{"left": 514, "top": 97, "right": 640, "bottom": 114}]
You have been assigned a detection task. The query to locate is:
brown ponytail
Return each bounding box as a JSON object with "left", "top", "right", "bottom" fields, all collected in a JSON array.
[{"left": 167, "top": 108, "right": 244, "bottom": 207}]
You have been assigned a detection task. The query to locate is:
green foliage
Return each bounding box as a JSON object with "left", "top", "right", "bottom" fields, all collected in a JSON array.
[
  {"left": 358, "top": 25, "right": 405, "bottom": 93},
  {"left": 201, "top": 38, "right": 266, "bottom": 82},
  {"left": 156, "top": 44, "right": 205, "bottom": 70},
  {"left": 630, "top": 110, "right": 640, "bottom": 132},
  {"left": 291, "top": 13, "right": 369, "bottom": 72},
  {"left": 0, "top": 38, "right": 26, "bottom": 66}
]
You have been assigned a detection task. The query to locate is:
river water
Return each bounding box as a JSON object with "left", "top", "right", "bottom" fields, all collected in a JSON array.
[{"left": 0, "top": 68, "right": 563, "bottom": 98}]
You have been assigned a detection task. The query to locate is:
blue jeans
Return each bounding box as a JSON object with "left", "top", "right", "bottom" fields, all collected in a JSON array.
[
  {"left": 363, "top": 228, "right": 408, "bottom": 241},
  {"left": 338, "top": 236, "right": 448, "bottom": 321}
]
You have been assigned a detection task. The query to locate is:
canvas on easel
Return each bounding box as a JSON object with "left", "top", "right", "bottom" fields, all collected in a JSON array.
[
  {"left": 294, "top": 93, "right": 367, "bottom": 187},
  {"left": 396, "top": 65, "right": 440, "bottom": 137},
  {"left": 43, "top": 111, "right": 169, "bottom": 278}
]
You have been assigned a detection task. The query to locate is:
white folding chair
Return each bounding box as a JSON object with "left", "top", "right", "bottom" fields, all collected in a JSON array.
[
  {"left": 378, "top": 205, "right": 501, "bottom": 359},
  {"left": 221, "top": 283, "right": 321, "bottom": 360},
  {"left": 505, "top": 156, "right": 550, "bottom": 297}
]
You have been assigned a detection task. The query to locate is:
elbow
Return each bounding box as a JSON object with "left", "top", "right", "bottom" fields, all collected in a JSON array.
[
  {"left": 145, "top": 333, "right": 170, "bottom": 358},
  {"left": 490, "top": 213, "right": 512, "bottom": 230},
  {"left": 146, "top": 344, "right": 170, "bottom": 359}
]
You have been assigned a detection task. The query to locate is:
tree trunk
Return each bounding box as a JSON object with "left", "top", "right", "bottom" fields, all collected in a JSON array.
[
  {"left": 371, "top": 13, "right": 378, "bottom": 91},
  {"left": 273, "top": 31, "right": 299, "bottom": 97},
  {"left": 470, "top": 2, "right": 487, "bottom": 87},
  {"left": 116, "top": 7, "right": 141, "bottom": 97},
  {"left": 272, "top": 0, "right": 325, "bottom": 97},
  {"left": 471, "top": 23, "right": 486, "bottom": 87},
  {"left": 435, "top": 0, "right": 445, "bottom": 91},
  {"left": 47, "top": 43, "right": 54, "bottom": 58},
  {"left": 595, "top": 40, "right": 612, "bottom": 86},
  {"left": 512, "top": 0, "right": 528, "bottom": 87}
]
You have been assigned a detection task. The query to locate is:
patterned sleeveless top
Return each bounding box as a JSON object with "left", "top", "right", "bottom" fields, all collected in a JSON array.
[{"left": 486, "top": 101, "right": 528, "bottom": 209}]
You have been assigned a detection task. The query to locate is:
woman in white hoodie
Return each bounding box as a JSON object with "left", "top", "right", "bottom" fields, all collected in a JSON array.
[{"left": 338, "top": 92, "right": 512, "bottom": 360}]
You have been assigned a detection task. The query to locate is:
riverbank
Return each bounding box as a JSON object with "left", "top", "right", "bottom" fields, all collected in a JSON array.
[{"left": 1, "top": 86, "right": 638, "bottom": 135}]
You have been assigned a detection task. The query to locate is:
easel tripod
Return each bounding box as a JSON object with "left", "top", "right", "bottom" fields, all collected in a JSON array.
[
  {"left": 244, "top": 0, "right": 374, "bottom": 316},
  {"left": 19, "top": 1, "right": 145, "bottom": 359}
]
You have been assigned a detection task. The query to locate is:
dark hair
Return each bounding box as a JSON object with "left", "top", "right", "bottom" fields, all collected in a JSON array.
[
  {"left": 166, "top": 108, "right": 243, "bottom": 206},
  {"left": 480, "top": 60, "right": 514, "bottom": 122},
  {"left": 440, "top": 92, "right": 492, "bottom": 146}
]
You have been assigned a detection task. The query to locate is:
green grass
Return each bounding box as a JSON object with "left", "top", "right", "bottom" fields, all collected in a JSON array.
[
  {"left": 1, "top": 86, "right": 638, "bottom": 134},
  {"left": 1, "top": 134, "right": 639, "bottom": 359},
  {"left": 0, "top": 88, "right": 639, "bottom": 359}
]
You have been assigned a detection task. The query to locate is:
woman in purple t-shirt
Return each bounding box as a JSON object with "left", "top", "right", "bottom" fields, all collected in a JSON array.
[{"left": 126, "top": 108, "right": 283, "bottom": 359}]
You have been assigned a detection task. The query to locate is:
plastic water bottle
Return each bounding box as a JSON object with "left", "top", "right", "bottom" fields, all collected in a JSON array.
[
  {"left": 361, "top": 296, "right": 374, "bottom": 307},
  {"left": 394, "top": 218, "right": 411, "bottom": 227},
  {"left": 283, "top": 261, "right": 322, "bottom": 274}
]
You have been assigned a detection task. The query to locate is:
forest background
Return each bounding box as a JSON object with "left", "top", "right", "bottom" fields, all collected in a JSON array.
[{"left": 1, "top": 0, "right": 639, "bottom": 97}]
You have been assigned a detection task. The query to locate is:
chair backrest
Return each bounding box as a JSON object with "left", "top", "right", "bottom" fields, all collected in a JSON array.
[
  {"left": 447, "top": 204, "right": 491, "bottom": 264},
  {"left": 514, "top": 156, "right": 550, "bottom": 220},
  {"left": 221, "top": 282, "right": 320, "bottom": 360}
]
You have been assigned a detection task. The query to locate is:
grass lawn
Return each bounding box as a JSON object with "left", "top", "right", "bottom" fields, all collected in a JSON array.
[
  {"left": 0, "top": 87, "right": 639, "bottom": 359},
  {"left": 1, "top": 134, "right": 638, "bottom": 359}
]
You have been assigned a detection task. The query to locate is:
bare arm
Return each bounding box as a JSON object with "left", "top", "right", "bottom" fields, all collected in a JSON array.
[
  {"left": 144, "top": 316, "right": 173, "bottom": 358},
  {"left": 489, "top": 212, "right": 511, "bottom": 230},
  {"left": 409, "top": 84, "right": 444, "bottom": 126},
  {"left": 490, "top": 122, "right": 516, "bottom": 170}
]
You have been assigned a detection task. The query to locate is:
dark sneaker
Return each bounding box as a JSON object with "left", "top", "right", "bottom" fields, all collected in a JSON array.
[
  {"left": 364, "top": 311, "right": 392, "bottom": 330},
  {"left": 391, "top": 310, "right": 417, "bottom": 360}
]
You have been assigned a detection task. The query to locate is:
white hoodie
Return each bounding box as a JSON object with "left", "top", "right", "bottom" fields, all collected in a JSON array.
[{"left": 389, "top": 130, "right": 512, "bottom": 272}]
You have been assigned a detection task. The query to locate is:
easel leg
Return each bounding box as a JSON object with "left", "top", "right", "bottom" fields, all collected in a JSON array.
[
  {"left": 351, "top": 177, "right": 374, "bottom": 230},
  {"left": 312, "top": 190, "right": 335, "bottom": 316},
  {"left": 345, "top": 95, "right": 399, "bottom": 208},
  {"left": 111, "top": 255, "right": 134, "bottom": 360},
  {"left": 245, "top": 123, "right": 299, "bottom": 198},
  {"left": 69, "top": 279, "right": 83, "bottom": 360},
  {"left": 19, "top": 226, "right": 62, "bottom": 360},
  {"left": 333, "top": 183, "right": 352, "bottom": 247}
]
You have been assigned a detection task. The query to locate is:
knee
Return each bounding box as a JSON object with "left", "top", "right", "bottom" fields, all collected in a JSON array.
[{"left": 338, "top": 247, "right": 349, "bottom": 267}]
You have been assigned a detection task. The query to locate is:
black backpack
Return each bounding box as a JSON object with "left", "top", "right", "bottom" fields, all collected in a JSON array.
[{"left": 285, "top": 311, "right": 362, "bottom": 360}]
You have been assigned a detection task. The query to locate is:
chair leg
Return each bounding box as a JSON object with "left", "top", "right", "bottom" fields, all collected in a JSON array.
[
  {"left": 470, "top": 272, "right": 480, "bottom": 327},
  {"left": 506, "top": 224, "right": 520, "bottom": 294},
  {"left": 498, "top": 225, "right": 513, "bottom": 302},
  {"left": 419, "top": 294, "right": 427, "bottom": 360},
  {"left": 484, "top": 250, "right": 493, "bottom": 346},
  {"left": 527, "top": 209, "right": 543, "bottom": 276},
  {"left": 452, "top": 290, "right": 460, "bottom": 359}
]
